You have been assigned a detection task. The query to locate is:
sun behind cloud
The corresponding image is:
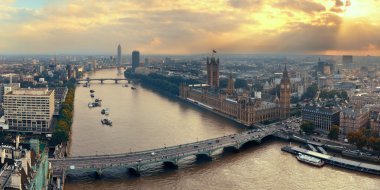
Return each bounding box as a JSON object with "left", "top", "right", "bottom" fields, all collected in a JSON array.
[{"left": 0, "top": 0, "right": 379, "bottom": 55}]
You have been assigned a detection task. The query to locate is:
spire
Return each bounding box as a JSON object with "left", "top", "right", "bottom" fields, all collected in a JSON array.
[{"left": 274, "top": 91, "right": 279, "bottom": 103}]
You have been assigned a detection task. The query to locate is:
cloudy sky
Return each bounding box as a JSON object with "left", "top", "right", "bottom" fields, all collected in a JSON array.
[{"left": 0, "top": 0, "right": 379, "bottom": 55}]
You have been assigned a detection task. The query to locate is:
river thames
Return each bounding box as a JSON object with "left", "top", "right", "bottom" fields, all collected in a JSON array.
[{"left": 66, "top": 69, "right": 380, "bottom": 190}]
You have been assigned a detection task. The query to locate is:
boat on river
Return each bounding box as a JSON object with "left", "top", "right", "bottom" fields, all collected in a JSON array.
[
  {"left": 88, "top": 101, "right": 101, "bottom": 108},
  {"left": 101, "top": 108, "right": 110, "bottom": 115},
  {"left": 101, "top": 118, "right": 112, "bottom": 126},
  {"left": 296, "top": 153, "right": 325, "bottom": 167}
]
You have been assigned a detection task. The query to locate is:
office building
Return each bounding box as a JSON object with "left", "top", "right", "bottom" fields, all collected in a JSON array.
[
  {"left": 350, "top": 95, "right": 380, "bottom": 107},
  {"left": 342, "top": 55, "right": 353, "bottom": 69},
  {"left": 0, "top": 83, "right": 20, "bottom": 103},
  {"left": 117, "top": 44, "right": 122, "bottom": 65},
  {"left": 3, "top": 88, "right": 54, "bottom": 133},
  {"left": 66, "top": 64, "right": 76, "bottom": 79},
  {"left": 340, "top": 107, "right": 370, "bottom": 135},
  {"left": 370, "top": 106, "right": 380, "bottom": 137},
  {"left": 50, "top": 87, "right": 68, "bottom": 116},
  {"left": 302, "top": 105, "right": 340, "bottom": 132},
  {"left": 317, "top": 59, "right": 334, "bottom": 75},
  {"left": 132, "top": 50, "right": 140, "bottom": 71}
]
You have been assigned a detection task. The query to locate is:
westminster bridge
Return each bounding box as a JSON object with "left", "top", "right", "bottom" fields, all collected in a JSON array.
[{"left": 50, "top": 124, "right": 283, "bottom": 178}]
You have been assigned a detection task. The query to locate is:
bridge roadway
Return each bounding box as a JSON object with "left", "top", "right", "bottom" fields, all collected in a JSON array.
[
  {"left": 50, "top": 125, "right": 280, "bottom": 176},
  {"left": 77, "top": 78, "right": 128, "bottom": 84}
]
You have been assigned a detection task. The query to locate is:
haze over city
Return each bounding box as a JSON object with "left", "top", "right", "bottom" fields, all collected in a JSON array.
[
  {"left": 1, "top": 1, "right": 380, "bottom": 190},
  {"left": 1, "top": 0, "right": 380, "bottom": 55}
]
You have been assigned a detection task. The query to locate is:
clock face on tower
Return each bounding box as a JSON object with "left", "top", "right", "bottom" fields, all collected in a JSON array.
[
  {"left": 287, "top": 84, "right": 290, "bottom": 89},
  {"left": 281, "top": 84, "right": 284, "bottom": 88}
]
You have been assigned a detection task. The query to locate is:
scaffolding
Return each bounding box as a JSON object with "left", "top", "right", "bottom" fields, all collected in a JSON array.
[{"left": 28, "top": 144, "right": 49, "bottom": 190}]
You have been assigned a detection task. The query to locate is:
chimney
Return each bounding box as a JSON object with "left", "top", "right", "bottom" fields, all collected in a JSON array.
[
  {"left": 16, "top": 135, "right": 20, "bottom": 149},
  {"left": 1, "top": 148, "right": 5, "bottom": 164}
]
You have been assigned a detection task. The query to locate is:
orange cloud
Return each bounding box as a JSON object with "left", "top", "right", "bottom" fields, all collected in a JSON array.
[{"left": 0, "top": 0, "right": 379, "bottom": 55}]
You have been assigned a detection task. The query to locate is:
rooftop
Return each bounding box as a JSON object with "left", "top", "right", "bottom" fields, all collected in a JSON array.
[
  {"left": 303, "top": 105, "right": 341, "bottom": 114},
  {"left": 341, "top": 107, "right": 369, "bottom": 118},
  {"left": 5, "top": 88, "right": 53, "bottom": 96}
]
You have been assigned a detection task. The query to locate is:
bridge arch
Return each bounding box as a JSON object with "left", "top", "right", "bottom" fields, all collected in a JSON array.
[
  {"left": 237, "top": 135, "right": 274, "bottom": 149},
  {"left": 162, "top": 161, "right": 178, "bottom": 169},
  {"left": 127, "top": 167, "right": 140, "bottom": 177},
  {"left": 260, "top": 134, "right": 274, "bottom": 142},
  {"left": 195, "top": 153, "right": 212, "bottom": 161},
  {"left": 65, "top": 170, "right": 99, "bottom": 181},
  {"left": 223, "top": 145, "right": 240, "bottom": 153},
  {"left": 237, "top": 139, "right": 261, "bottom": 150},
  {"left": 101, "top": 79, "right": 117, "bottom": 83}
]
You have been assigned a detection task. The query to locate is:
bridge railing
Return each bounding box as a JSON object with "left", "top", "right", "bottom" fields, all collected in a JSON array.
[
  {"left": 78, "top": 78, "right": 128, "bottom": 81},
  {"left": 51, "top": 133, "right": 271, "bottom": 171},
  {"left": 50, "top": 129, "right": 275, "bottom": 161},
  {"left": 52, "top": 134, "right": 237, "bottom": 161},
  {"left": 53, "top": 139, "right": 242, "bottom": 169},
  {"left": 50, "top": 132, "right": 279, "bottom": 174}
]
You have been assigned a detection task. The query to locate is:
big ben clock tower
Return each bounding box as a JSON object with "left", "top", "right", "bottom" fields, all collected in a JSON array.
[{"left": 280, "top": 64, "right": 291, "bottom": 119}]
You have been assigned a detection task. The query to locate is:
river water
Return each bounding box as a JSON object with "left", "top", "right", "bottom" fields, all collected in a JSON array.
[{"left": 66, "top": 69, "right": 380, "bottom": 190}]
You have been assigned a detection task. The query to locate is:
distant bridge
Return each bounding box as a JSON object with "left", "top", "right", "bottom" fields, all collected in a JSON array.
[
  {"left": 77, "top": 78, "right": 129, "bottom": 84},
  {"left": 50, "top": 126, "right": 280, "bottom": 178}
]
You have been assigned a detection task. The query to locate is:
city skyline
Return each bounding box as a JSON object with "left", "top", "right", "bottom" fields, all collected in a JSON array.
[{"left": 0, "top": 0, "right": 379, "bottom": 55}]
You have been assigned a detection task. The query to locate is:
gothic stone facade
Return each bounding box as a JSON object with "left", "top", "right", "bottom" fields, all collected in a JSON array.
[
  {"left": 180, "top": 66, "right": 290, "bottom": 126},
  {"left": 180, "top": 86, "right": 280, "bottom": 126}
]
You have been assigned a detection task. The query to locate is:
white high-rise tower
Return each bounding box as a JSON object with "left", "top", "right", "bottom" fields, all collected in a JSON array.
[{"left": 117, "top": 44, "right": 122, "bottom": 65}]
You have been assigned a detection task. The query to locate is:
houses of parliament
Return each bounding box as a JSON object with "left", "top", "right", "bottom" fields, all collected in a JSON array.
[{"left": 179, "top": 55, "right": 291, "bottom": 126}]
